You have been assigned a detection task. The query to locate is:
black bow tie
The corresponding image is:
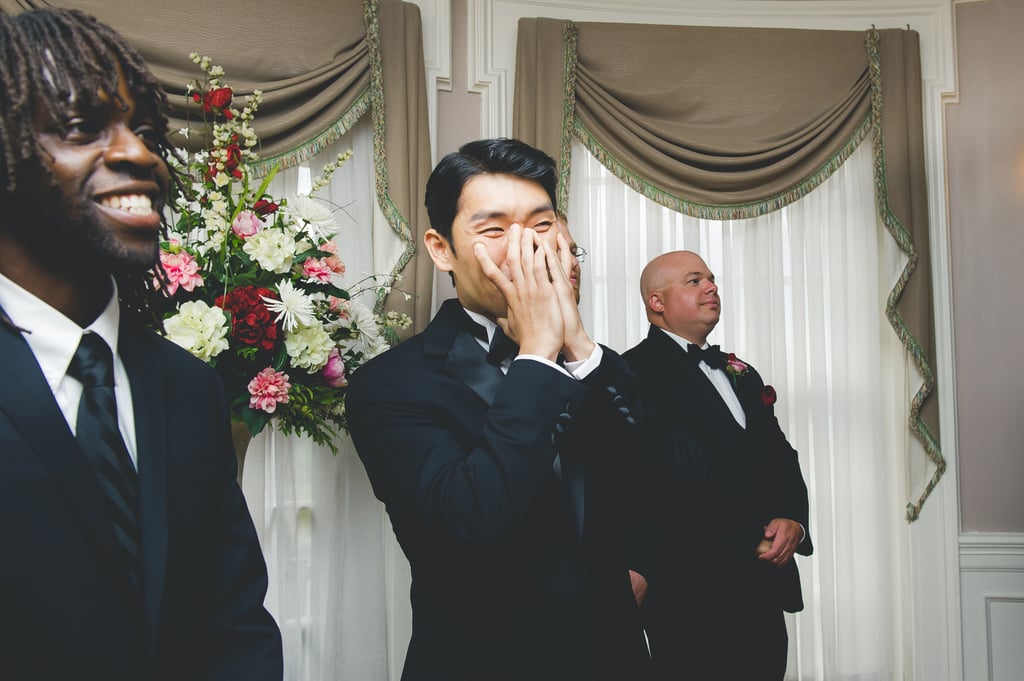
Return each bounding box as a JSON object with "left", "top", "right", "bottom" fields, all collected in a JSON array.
[
  {"left": 486, "top": 326, "right": 519, "bottom": 366},
  {"left": 686, "top": 343, "right": 726, "bottom": 370},
  {"left": 453, "top": 308, "right": 518, "bottom": 366}
]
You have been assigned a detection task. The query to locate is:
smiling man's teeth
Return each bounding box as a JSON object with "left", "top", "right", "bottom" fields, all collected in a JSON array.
[{"left": 100, "top": 194, "right": 153, "bottom": 215}]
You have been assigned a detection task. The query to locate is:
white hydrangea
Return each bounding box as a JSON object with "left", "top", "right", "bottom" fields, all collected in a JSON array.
[
  {"left": 284, "top": 323, "right": 334, "bottom": 371},
  {"left": 164, "top": 300, "right": 229, "bottom": 362},
  {"left": 243, "top": 228, "right": 296, "bottom": 274}
]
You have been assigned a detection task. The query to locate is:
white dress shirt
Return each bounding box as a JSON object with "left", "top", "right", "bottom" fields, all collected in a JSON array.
[
  {"left": 0, "top": 273, "right": 139, "bottom": 468},
  {"left": 660, "top": 328, "right": 746, "bottom": 429}
]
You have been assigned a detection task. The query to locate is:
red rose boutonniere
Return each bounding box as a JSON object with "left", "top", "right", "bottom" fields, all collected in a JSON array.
[
  {"left": 762, "top": 385, "right": 778, "bottom": 407},
  {"left": 723, "top": 353, "right": 749, "bottom": 386}
]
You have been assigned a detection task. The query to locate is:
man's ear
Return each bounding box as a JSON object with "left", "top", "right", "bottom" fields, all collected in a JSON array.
[
  {"left": 424, "top": 229, "right": 453, "bottom": 272},
  {"left": 647, "top": 292, "right": 665, "bottom": 314}
]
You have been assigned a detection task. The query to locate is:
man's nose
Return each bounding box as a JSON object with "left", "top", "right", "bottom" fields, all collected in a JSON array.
[{"left": 104, "top": 123, "right": 159, "bottom": 169}]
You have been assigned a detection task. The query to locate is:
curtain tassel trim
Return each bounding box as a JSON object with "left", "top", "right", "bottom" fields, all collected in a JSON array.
[
  {"left": 866, "top": 27, "right": 944, "bottom": 522},
  {"left": 365, "top": 0, "right": 416, "bottom": 314}
]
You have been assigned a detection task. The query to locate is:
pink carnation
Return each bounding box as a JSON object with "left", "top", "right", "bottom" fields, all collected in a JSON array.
[
  {"left": 321, "top": 347, "right": 348, "bottom": 388},
  {"left": 319, "top": 240, "right": 346, "bottom": 274},
  {"left": 159, "top": 248, "right": 203, "bottom": 295},
  {"left": 302, "top": 257, "right": 333, "bottom": 284},
  {"left": 231, "top": 210, "right": 263, "bottom": 239},
  {"left": 247, "top": 367, "right": 291, "bottom": 414}
]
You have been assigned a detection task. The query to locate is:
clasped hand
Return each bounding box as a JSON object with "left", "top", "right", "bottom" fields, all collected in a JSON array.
[
  {"left": 755, "top": 518, "right": 802, "bottom": 567},
  {"left": 474, "top": 224, "right": 594, "bottom": 363}
]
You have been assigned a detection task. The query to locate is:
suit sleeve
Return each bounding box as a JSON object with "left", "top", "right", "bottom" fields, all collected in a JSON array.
[
  {"left": 347, "top": 356, "right": 586, "bottom": 543},
  {"left": 744, "top": 367, "right": 813, "bottom": 557},
  {"left": 569, "top": 348, "right": 656, "bottom": 581}
]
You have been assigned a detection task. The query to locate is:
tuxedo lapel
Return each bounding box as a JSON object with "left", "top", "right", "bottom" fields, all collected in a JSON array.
[
  {"left": 646, "top": 327, "right": 741, "bottom": 429},
  {"left": 429, "top": 300, "right": 504, "bottom": 406},
  {"left": 118, "top": 326, "right": 168, "bottom": 654}
]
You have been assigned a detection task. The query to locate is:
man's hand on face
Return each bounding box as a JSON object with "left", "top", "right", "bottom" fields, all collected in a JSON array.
[
  {"left": 553, "top": 231, "right": 594, "bottom": 362},
  {"left": 475, "top": 223, "right": 564, "bottom": 361}
]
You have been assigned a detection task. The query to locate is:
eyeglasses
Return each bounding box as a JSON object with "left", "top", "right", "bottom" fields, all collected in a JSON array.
[{"left": 570, "top": 246, "right": 587, "bottom": 264}]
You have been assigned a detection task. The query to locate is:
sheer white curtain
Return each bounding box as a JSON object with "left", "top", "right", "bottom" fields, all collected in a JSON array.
[
  {"left": 569, "top": 140, "right": 911, "bottom": 680},
  {"left": 239, "top": 117, "right": 412, "bottom": 681}
]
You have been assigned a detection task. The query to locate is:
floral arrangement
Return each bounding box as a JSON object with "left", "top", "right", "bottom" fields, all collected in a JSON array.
[{"left": 155, "top": 53, "right": 410, "bottom": 451}]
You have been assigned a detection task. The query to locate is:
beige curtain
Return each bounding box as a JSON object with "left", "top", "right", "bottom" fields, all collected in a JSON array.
[
  {"left": 514, "top": 19, "right": 941, "bottom": 519},
  {"left": 2, "top": 0, "right": 433, "bottom": 332}
]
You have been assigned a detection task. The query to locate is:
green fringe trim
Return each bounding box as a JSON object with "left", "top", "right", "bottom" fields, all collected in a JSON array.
[
  {"left": 866, "top": 28, "right": 944, "bottom": 522},
  {"left": 250, "top": 92, "right": 371, "bottom": 178},
  {"left": 571, "top": 115, "right": 871, "bottom": 221},
  {"left": 364, "top": 0, "right": 416, "bottom": 314},
  {"left": 558, "top": 22, "right": 579, "bottom": 210}
]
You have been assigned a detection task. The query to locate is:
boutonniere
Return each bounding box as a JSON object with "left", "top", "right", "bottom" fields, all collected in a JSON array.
[
  {"left": 723, "top": 353, "right": 749, "bottom": 385},
  {"left": 761, "top": 385, "right": 778, "bottom": 407}
]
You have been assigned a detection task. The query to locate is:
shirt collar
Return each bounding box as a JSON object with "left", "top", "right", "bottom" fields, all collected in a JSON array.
[
  {"left": 660, "top": 327, "right": 707, "bottom": 352},
  {"left": 0, "top": 273, "right": 121, "bottom": 391},
  {"left": 463, "top": 306, "right": 499, "bottom": 345}
]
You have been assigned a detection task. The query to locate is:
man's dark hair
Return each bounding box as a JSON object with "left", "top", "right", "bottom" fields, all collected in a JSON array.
[
  {"left": 0, "top": 8, "right": 177, "bottom": 325},
  {"left": 424, "top": 138, "right": 558, "bottom": 252}
]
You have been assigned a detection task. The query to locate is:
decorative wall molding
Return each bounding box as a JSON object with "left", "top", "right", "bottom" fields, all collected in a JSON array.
[
  {"left": 407, "top": 0, "right": 451, "bottom": 161},
  {"left": 960, "top": 533, "right": 1024, "bottom": 571},
  {"left": 960, "top": 533, "right": 1024, "bottom": 681}
]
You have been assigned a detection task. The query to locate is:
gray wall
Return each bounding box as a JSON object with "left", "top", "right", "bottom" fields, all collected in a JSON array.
[{"left": 947, "top": 0, "right": 1024, "bottom": 532}]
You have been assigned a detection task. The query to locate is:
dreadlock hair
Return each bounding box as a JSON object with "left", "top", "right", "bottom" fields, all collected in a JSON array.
[{"left": 0, "top": 8, "right": 179, "bottom": 329}]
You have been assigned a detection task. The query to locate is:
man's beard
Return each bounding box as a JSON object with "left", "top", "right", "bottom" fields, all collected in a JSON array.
[{"left": 12, "top": 193, "right": 161, "bottom": 277}]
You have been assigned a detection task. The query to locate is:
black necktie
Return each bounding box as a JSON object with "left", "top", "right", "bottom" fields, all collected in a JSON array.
[
  {"left": 68, "top": 334, "right": 142, "bottom": 593},
  {"left": 686, "top": 343, "right": 726, "bottom": 370}
]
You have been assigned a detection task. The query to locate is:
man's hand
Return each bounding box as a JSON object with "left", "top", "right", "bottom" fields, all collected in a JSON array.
[
  {"left": 553, "top": 231, "right": 595, "bottom": 362},
  {"left": 475, "top": 224, "right": 563, "bottom": 361},
  {"left": 757, "top": 518, "right": 803, "bottom": 567},
  {"left": 628, "top": 570, "right": 648, "bottom": 608}
]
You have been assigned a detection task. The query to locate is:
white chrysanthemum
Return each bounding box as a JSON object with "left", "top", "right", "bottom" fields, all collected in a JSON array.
[
  {"left": 285, "top": 195, "right": 337, "bottom": 241},
  {"left": 284, "top": 323, "right": 334, "bottom": 371},
  {"left": 262, "top": 280, "right": 316, "bottom": 331},
  {"left": 164, "top": 301, "right": 229, "bottom": 362},
  {"left": 341, "top": 302, "right": 388, "bottom": 358},
  {"left": 243, "top": 228, "right": 296, "bottom": 274}
]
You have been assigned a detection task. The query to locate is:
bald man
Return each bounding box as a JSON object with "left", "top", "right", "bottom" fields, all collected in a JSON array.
[{"left": 623, "top": 250, "right": 812, "bottom": 681}]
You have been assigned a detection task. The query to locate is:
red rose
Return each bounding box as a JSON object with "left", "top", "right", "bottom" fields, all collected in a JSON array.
[
  {"left": 762, "top": 385, "right": 777, "bottom": 407},
  {"left": 215, "top": 286, "right": 280, "bottom": 351},
  {"left": 253, "top": 199, "right": 279, "bottom": 216},
  {"left": 223, "top": 142, "right": 243, "bottom": 178},
  {"left": 202, "top": 86, "right": 233, "bottom": 113}
]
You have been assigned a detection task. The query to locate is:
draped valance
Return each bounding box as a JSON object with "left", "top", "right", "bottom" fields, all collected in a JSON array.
[
  {"left": 1, "top": 0, "right": 434, "bottom": 332},
  {"left": 514, "top": 20, "right": 941, "bottom": 520}
]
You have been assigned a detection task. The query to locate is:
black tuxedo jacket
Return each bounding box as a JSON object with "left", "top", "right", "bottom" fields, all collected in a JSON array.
[
  {"left": 346, "top": 299, "right": 651, "bottom": 681},
  {"left": 624, "top": 325, "right": 812, "bottom": 615},
  {"left": 0, "top": 316, "right": 282, "bottom": 681}
]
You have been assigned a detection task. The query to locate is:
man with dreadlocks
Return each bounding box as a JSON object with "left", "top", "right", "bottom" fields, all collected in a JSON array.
[{"left": 0, "top": 8, "right": 282, "bottom": 680}]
